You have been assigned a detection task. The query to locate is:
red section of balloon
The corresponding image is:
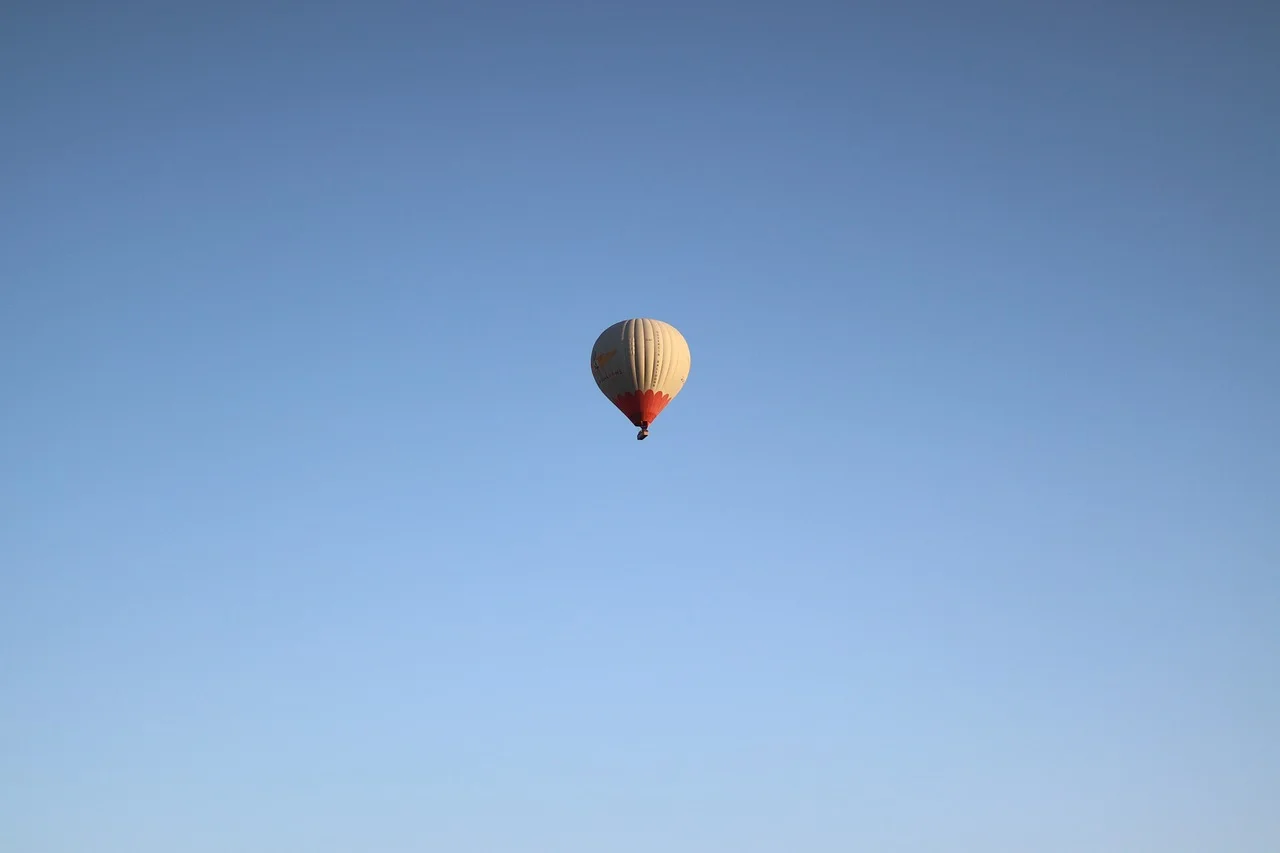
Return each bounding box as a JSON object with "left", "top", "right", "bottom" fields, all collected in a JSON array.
[{"left": 611, "top": 389, "right": 672, "bottom": 426}]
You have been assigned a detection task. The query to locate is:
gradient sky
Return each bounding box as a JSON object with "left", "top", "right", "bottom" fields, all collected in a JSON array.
[{"left": 3, "top": 2, "right": 1278, "bottom": 851}]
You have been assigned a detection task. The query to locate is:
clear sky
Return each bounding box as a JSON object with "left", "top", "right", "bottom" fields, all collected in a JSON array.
[{"left": 3, "top": 2, "right": 1277, "bottom": 851}]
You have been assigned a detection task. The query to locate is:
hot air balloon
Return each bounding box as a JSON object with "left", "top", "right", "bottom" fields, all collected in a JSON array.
[{"left": 590, "top": 318, "right": 691, "bottom": 440}]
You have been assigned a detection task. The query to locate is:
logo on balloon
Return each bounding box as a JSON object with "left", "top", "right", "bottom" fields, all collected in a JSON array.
[{"left": 592, "top": 349, "right": 617, "bottom": 372}]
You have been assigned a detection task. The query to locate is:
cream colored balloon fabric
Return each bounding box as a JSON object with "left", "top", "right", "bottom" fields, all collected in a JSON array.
[{"left": 590, "top": 318, "right": 691, "bottom": 428}]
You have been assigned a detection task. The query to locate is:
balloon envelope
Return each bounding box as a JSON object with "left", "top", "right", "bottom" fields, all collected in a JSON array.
[{"left": 590, "top": 318, "right": 691, "bottom": 433}]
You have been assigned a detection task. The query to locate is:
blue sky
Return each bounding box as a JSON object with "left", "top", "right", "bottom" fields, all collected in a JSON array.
[{"left": 3, "top": 1, "right": 1277, "bottom": 850}]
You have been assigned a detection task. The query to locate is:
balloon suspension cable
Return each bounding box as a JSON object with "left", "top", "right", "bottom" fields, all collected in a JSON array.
[{"left": 637, "top": 422, "right": 650, "bottom": 440}]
